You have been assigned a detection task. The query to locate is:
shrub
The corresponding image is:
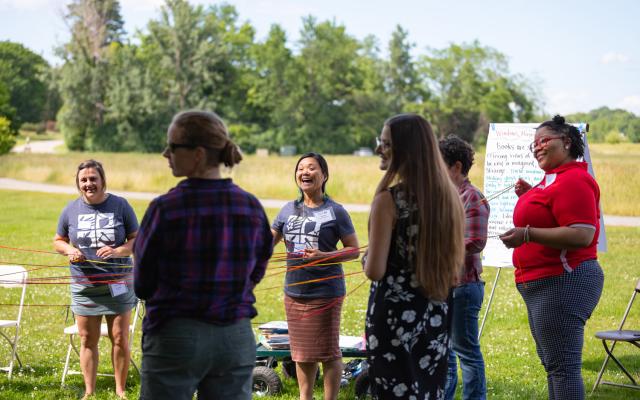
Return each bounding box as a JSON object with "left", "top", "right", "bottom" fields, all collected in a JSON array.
[
  {"left": 604, "top": 130, "right": 629, "bottom": 144},
  {"left": 21, "top": 121, "right": 46, "bottom": 134},
  {"left": 0, "top": 116, "right": 17, "bottom": 154}
]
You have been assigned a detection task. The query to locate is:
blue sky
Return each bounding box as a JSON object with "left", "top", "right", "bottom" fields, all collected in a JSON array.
[{"left": 1, "top": 0, "right": 639, "bottom": 116}]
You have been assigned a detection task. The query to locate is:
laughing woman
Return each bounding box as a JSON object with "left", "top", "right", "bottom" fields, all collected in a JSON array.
[
  {"left": 500, "top": 115, "right": 604, "bottom": 400},
  {"left": 272, "top": 152, "right": 360, "bottom": 400},
  {"left": 54, "top": 159, "right": 138, "bottom": 399}
]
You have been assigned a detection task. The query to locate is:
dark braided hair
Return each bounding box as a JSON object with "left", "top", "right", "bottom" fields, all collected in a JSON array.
[{"left": 536, "top": 115, "right": 584, "bottom": 159}]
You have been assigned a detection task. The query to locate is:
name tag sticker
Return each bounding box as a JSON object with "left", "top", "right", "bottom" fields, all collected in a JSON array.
[
  {"left": 109, "top": 282, "right": 128, "bottom": 297},
  {"left": 314, "top": 208, "right": 335, "bottom": 224}
]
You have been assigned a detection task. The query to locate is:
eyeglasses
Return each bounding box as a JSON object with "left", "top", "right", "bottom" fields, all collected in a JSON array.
[
  {"left": 376, "top": 137, "right": 391, "bottom": 150},
  {"left": 528, "top": 136, "right": 564, "bottom": 153},
  {"left": 165, "top": 143, "right": 199, "bottom": 153}
]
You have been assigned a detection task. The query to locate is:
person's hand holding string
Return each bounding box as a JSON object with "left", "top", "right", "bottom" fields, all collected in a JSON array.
[
  {"left": 514, "top": 178, "right": 532, "bottom": 197},
  {"left": 499, "top": 226, "right": 530, "bottom": 249},
  {"left": 67, "top": 248, "right": 86, "bottom": 263},
  {"left": 96, "top": 245, "right": 119, "bottom": 260},
  {"left": 302, "top": 247, "right": 325, "bottom": 260}
]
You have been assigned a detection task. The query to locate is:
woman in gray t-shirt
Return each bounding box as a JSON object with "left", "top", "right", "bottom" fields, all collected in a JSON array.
[
  {"left": 272, "top": 152, "right": 359, "bottom": 400},
  {"left": 54, "top": 159, "right": 138, "bottom": 400}
]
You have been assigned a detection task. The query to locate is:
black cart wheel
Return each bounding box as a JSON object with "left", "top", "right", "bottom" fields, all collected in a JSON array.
[
  {"left": 281, "top": 360, "right": 297, "bottom": 379},
  {"left": 252, "top": 366, "right": 282, "bottom": 396},
  {"left": 282, "top": 360, "right": 321, "bottom": 382},
  {"left": 354, "top": 368, "right": 372, "bottom": 399}
]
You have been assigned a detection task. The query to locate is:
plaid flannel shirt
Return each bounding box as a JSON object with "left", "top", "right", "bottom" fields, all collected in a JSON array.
[
  {"left": 458, "top": 178, "right": 490, "bottom": 284},
  {"left": 134, "top": 178, "right": 273, "bottom": 334}
]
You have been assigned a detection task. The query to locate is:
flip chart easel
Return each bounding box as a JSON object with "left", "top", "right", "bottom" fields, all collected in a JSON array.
[{"left": 478, "top": 122, "right": 606, "bottom": 338}]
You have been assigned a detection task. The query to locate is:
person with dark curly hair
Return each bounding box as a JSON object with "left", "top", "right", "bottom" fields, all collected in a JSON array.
[
  {"left": 500, "top": 115, "right": 604, "bottom": 400},
  {"left": 439, "top": 135, "right": 489, "bottom": 400}
]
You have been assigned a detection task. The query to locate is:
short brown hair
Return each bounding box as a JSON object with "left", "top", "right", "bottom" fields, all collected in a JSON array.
[{"left": 170, "top": 110, "right": 243, "bottom": 167}]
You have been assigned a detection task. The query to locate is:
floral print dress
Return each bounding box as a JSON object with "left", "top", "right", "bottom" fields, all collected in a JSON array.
[{"left": 365, "top": 186, "right": 450, "bottom": 400}]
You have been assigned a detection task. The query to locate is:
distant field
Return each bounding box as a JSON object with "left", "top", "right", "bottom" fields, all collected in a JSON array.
[
  {"left": 1, "top": 142, "right": 639, "bottom": 215},
  {"left": 0, "top": 189, "right": 638, "bottom": 399}
]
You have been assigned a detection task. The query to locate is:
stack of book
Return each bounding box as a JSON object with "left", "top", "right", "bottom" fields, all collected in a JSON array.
[
  {"left": 338, "top": 335, "right": 366, "bottom": 351},
  {"left": 257, "top": 321, "right": 290, "bottom": 350}
]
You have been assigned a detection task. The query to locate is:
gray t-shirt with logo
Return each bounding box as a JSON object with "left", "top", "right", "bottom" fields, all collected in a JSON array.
[
  {"left": 272, "top": 198, "right": 355, "bottom": 298},
  {"left": 57, "top": 194, "right": 138, "bottom": 297}
]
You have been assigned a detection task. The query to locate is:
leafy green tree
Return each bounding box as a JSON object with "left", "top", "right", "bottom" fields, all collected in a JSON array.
[
  {"left": 41, "top": 66, "right": 63, "bottom": 123},
  {"left": 57, "top": 0, "right": 125, "bottom": 150},
  {"left": 419, "top": 41, "right": 537, "bottom": 142},
  {"left": 567, "top": 107, "right": 640, "bottom": 143},
  {"left": 0, "top": 41, "right": 49, "bottom": 129},
  {"left": 142, "top": 0, "right": 247, "bottom": 111},
  {"left": 385, "top": 26, "right": 426, "bottom": 114},
  {"left": 0, "top": 116, "right": 16, "bottom": 154},
  {"left": 349, "top": 35, "right": 391, "bottom": 148},
  {"left": 240, "top": 24, "right": 297, "bottom": 152},
  {"left": 104, "top": 43, "right": 170, "bottom": 151},
  {"left": 283, "top": 17, "right": 365, "bottom": 153},
  {"left": 0, "top": 81, "right": 17, "bottom": 132},
  {"left": 132, "top": 0, "right": 255, "bottom": 150}
]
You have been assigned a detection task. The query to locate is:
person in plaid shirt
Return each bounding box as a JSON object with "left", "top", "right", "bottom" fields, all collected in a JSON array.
[
  {"left": 134, "top": 110, "right": 273, "bottom": 400},
  {"left": 439, "top": 135, "right": 490, "bottom": 400}
]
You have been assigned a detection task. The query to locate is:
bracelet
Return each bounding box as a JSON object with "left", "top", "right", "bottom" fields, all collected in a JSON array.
[{"left": 524, "top": 224, "right": 531, "bottom": 243}]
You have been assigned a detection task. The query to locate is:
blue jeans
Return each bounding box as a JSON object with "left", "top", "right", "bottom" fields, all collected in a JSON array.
[
  {"left": 140, "top": 318, "right": 255, "bottom": 400},
  {"left": 445, "top": 282, "right": 486, "bottom": 400}
]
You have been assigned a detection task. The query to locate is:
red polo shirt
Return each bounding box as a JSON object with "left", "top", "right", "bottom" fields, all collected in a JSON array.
[{"left": 512, "top": 161, "right": 600, "bottom": 283}]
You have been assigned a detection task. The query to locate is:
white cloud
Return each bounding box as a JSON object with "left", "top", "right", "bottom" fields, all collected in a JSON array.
[
  {"left": 617, "top": 95, "right": 640, "bottom": 116},
  {"left": 544, "top": 89, "right": 594, "bottom": 115},
  {"left": 601, "top": 52, "right": 630, "bottom": 65}
]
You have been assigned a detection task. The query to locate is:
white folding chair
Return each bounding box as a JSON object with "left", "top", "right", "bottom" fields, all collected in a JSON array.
[
  {"left": 0, "top": 265, "right": 27, "bottom": 379},
  {"left": 61, "top": 299, "right": 143, "bottom": 385}
]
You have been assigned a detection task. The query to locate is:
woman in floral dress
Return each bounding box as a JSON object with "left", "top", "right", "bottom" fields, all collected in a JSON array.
[{"left": 363, "top": 113, "right": 466, "bottom": 399}]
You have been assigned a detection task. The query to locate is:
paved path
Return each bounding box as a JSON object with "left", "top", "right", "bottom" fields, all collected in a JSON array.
[
  {"left": 11, "top": 139, "right": 64, "bottom": 154},
  {"left": 1, "top": 177, "right": 638, "bottom": 227}
]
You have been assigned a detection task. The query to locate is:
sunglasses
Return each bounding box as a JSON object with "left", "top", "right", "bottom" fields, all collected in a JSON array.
[{"left": 165, "top": 143, "right": 199, "bottom": 153}]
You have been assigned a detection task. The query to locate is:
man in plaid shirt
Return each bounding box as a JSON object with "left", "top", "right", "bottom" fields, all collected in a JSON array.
[
  {"left": 134, "top": 110, "right": 273, "bottom": 400},
  {"left": 440, "top": 135, "right": 490, "bottom": 400}
]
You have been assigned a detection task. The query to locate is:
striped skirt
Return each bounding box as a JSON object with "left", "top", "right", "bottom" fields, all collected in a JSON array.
[{"left": 284, "top": 294, "right": 343, "bottom": 363}]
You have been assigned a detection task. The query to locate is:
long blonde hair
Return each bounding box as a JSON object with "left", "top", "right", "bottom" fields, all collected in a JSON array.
[{"left": 376, "top": 114, "right": 465, "bottom": 301}]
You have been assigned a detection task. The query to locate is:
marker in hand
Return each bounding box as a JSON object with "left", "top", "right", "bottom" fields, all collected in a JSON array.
[{"left": 515, "top": 178, "right": 532, "bottom": 197}]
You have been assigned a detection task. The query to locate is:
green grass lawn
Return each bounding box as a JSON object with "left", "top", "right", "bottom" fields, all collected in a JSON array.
[{"left": 0, "top": 189, "right": 638, "bottom": 399}]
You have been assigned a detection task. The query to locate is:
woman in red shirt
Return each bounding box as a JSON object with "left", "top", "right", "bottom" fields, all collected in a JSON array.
[{"left": 500, "top": 115, "right": 604, "bottom": 400}]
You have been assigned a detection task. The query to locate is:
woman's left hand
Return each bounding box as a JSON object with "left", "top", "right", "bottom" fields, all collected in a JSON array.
[
  {"left": 499, "top": 227, "right": 525, "bottom": 249},
  {"left": 96, "top": 246, "right": 118, "bottom": 259}
]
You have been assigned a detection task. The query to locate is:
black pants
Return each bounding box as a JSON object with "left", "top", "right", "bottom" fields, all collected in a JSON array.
[{"left": 517, "top": 260, "right": 603, "bottom": 400}]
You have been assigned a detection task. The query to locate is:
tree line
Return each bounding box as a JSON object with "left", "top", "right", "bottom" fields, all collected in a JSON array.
[{"left": 1, "top": 0, "right": 638, "bottom": 155}]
